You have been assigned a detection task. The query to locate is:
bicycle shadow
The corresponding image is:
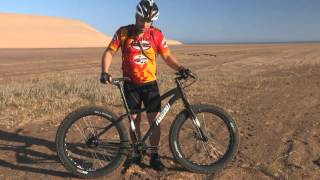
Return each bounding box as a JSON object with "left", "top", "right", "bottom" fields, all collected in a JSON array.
[
  {"left": 0, "top": 128, "right": 75, "bottom": 178},
  {"left": 0, "top": 128, "right": 192, "bottom": 178}
]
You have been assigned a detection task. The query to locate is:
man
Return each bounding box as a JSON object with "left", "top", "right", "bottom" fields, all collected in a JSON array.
[{"left": 100, "top": 0, "right": 190, "bottom": 171}]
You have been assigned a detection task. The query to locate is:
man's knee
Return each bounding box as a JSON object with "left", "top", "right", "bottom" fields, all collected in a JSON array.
[{"left": 131, "top": 113, "right": 142, "bottom": 121}]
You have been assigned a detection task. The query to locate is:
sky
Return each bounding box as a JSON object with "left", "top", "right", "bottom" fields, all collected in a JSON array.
[{"left": 0, "top": 0, "right": 320, "bottom": 43}]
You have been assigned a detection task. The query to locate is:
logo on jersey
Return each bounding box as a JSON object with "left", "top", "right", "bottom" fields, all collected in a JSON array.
[
  {"left": 133, "top": 55, "right": 149, "bottom": 65},
  {"left": 131, "top": 40, "right": 151, "bottom": 50},
  {"left": 161, "top": 39, "right": 168, "bottom": 48}
]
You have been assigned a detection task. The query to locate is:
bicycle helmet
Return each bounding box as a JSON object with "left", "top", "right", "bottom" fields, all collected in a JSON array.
[{"left": 136, "top": 0, "right": 159, "bottom": 21}]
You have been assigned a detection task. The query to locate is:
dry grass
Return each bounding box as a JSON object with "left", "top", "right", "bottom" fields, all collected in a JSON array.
[
  {"left": 0, "top": 74, "right": 179, "bottom": 126},
  {"left": 0, "top": 72, "right": 119, "bottom": 127},
  {"left": 0, "top": 69, "right": 244, "bottom": 129},
  {"left": 0, "top": 59, "right": 307, "bottom": 129}
]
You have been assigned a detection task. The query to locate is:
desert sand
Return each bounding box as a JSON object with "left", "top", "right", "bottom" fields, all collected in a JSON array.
[
  {"left": 0, "top": 13, "right": 111, "bottom": 48},
  {"left": 0, "top": 43, "right": 319, "bottom": 179},
  {"left": 0, "top": 13, "right": 182, "bottom": 48}
]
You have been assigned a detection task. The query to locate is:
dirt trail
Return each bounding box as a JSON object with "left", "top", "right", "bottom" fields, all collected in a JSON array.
[{"left": 0, "top": 44, "right": 319, "bottom": 179}]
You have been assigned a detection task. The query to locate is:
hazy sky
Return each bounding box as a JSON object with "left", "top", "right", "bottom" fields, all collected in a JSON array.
[{"left": 1, "top": 0, "right": 319, "bottom": 43}]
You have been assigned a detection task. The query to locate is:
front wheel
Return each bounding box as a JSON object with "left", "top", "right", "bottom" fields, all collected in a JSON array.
[
  {"left": 55, "top": 106, "right": 129, "bottom": 178},
  {"left": 169, "top": 104, "right": 239, "bottom": 174}
]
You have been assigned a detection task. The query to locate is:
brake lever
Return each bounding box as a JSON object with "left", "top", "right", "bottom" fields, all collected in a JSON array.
[{"left": 188, "top": 71, "right": 198, "bottom": 80}]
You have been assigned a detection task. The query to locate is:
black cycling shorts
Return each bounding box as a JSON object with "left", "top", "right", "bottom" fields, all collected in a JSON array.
[{"left": 123, "top": 80, "right": 161, "bottom": 113}]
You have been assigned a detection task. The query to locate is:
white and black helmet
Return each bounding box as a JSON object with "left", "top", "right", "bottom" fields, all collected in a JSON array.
[{"left": 136, "top": 0, "right": 159, "bottom": 21}]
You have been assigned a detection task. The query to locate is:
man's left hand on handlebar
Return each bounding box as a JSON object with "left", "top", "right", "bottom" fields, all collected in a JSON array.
[{"left": 178, "top": 66, "right": 192, "bottom": 79}]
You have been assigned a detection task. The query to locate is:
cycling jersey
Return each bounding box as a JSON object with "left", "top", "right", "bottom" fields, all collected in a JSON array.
[{"left": 107, "top": 24, "right": 170, "bottom": 84}]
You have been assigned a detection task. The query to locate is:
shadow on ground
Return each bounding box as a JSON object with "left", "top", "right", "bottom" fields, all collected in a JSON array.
[
  {"left": 0, "top": 128, "right": 192, "bottom": 179},
  {"left": 0, "top": 129, "right": 74, "bottom": 178}
]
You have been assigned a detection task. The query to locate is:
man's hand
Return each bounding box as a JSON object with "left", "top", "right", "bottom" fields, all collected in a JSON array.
[
  {"left": 178, "top": 66, "right": 191, "bottom": 78},
  {"left": 100, "top": 72, "right": 112, "bottom": 84}
]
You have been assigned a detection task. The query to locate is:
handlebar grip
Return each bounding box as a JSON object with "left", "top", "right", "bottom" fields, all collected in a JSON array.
[{"left": 110, "top": 77, "right": 131, "bottom": 85}]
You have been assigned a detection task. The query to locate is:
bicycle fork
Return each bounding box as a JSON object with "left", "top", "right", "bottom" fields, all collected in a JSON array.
[
  {"left": 188, "top": 109, "right": 208, "bottom": 142},
  {"left": 177, "top": 80, "right": 208, "bottom": 142}
]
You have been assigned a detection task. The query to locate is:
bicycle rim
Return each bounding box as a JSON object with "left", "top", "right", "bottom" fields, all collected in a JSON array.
[
  {"left": 62, "top": 115, "right": 122, "bottom": 172},
  {"left": 178, "top": 111, "right": 232, "bottom": 166}
]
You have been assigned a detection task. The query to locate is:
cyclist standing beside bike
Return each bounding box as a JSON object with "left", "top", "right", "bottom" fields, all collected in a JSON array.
[{"left": 100, "top": 0, "right": 190, "bottom": 171}]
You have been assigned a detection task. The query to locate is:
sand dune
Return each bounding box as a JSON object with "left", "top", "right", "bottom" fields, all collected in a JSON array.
[
  {"left": 0, "top": 13, "right": 182, "bottom": 48},
  {"left": 166, "top": 39, "right": 183, "bottom": 45},
  {"left": 0, "top": 13, "right": 111, "bottom": 48}
]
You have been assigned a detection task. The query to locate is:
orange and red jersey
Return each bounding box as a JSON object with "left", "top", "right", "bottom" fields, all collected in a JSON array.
[{"left": 107, "top": 25, "right": 170, "bottom": 84}]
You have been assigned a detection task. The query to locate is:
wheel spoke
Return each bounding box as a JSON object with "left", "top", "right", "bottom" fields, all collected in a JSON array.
[
  {"left": 59, "top": 112, "right": 125, "bottom": 173},
  {"left": 74, "top": 123, "right": 87, "bottom": 142},
  {"left": 176, "top": 109, "right": 236, "bottom": 167}
]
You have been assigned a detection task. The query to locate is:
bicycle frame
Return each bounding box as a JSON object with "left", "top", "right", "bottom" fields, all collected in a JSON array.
[
  {"left": 95, "top": 77, "right": 207, "bottom": 151},
  {"left": 112, "top": 78, "right": 207, "bottom": 148},
  {"left": 117, "top": 79, "right": 182, "bottom": 143}
]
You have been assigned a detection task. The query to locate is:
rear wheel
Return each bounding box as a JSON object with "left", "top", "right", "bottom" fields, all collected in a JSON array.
[
  {"left": 55, "top": 106, "right": 129, "bottom": 178},
  {"left": 169, "top": 104, "right": 239, "bottom": 174}
]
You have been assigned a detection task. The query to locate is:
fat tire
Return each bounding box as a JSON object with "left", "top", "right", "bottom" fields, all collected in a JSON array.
[
  {"left": 169, "top": 104, "right": 239, "bottom": 174},
  {"left": 55, "top": 106, "right": 128, "bottom": 178}
]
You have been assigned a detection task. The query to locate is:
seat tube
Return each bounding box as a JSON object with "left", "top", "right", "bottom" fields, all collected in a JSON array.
[{"left": 118, "top": 83, "right": 139, "bottom": 141}]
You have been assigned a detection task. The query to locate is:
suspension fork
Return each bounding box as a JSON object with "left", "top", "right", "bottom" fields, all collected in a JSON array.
[{"left": 176, "top": 80, "right": 208, "bottom": 142}]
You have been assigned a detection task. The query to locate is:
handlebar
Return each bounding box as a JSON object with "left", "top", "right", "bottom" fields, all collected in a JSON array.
[
  {"left": 110, "top": 77, "right": 131, "bottom": 85},
  {"left": 107, "top": 71, "right": 198, "bottom": 86},
  {"left": 175, "top": 70, "right": 198, "bottom": 80}
]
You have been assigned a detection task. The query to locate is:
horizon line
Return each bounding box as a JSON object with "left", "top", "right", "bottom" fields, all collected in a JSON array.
[{"left": 182, "top": 40, "right": 320, "bottom": 45}]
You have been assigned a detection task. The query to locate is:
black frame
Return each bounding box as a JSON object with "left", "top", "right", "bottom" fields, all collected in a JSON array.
[
  {"left": 96, "top": 76, "right": 207, "bottom": 152},
  {"left": 117, "top": 78, "right": 190, "bottom": 144}
]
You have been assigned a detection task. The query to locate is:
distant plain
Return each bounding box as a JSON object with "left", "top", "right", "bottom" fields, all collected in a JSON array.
[{"left": 0, "top": 43, "right": 319, "bottom": 179}]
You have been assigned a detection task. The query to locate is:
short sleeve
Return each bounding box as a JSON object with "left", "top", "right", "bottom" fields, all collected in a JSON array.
[
  {"left": 156, "top": 31, "right": 170, "bottom": 56},
  {"left": 107, "top": 29, "right": 121, "bottom": 53}
]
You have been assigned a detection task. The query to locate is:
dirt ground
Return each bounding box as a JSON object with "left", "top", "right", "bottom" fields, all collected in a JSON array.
[{"left": 0, "top": 43, "right": 320, "bottom": 179}]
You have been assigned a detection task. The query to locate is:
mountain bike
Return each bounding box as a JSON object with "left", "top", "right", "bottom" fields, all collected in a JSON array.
[{"left": 55, "top": 71, "right": 239, "bottom": 178}]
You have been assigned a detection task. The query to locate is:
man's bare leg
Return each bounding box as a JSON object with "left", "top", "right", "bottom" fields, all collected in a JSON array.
[
  {"left": 128, "top": 113, "right": 143, "bottom": 165},
  {"left": 147, "top": 112, "right": 165, "bottom": 170},
  {"left": 147, "top": 112, "right": 160, "bottom": 148}
]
